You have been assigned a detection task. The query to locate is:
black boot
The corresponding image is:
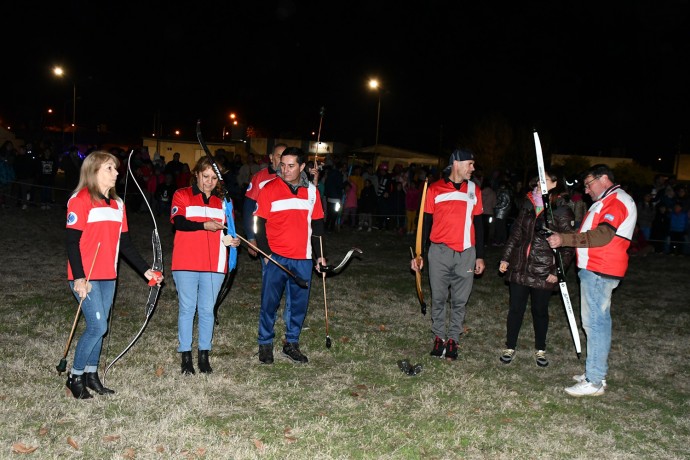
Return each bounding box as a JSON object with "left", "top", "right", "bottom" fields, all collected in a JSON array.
[
  {"left": 84, "top": 371, "right": 115, "bottom": 395},
  {"left": 181, "top": 351, "right": 195, "bottom": 375},
  {"left": 66, "top": 373, "right": 93, "bottom": 399},
  {"left": 198, "top": 350, "right": 212, "bottom": 374}
]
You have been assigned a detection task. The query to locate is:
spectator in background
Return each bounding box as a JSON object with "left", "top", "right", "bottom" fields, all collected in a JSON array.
[
  {"left": 390, "top": 181, "right": 406, "bottom": 233},
  {"left": 176, "top": 163, "right": 191, "bottom": 189},
  {"left": 146, "top": 165, "right": 165, "bottom": 211},
  {"left": 0, "top": 141, "right": 15, "bottom": 208},
  {"left": 669, "top": 202, "right": 688, "bottom": 255},
  {"left": 570, "top": 190, "right": 587, "bottom": 228},
  {"left": 324, "top": 162, "right": 344, "bottom": 231},
  {"left": 155, "top": 173, "right": 176, "bottom": 217},
  {"left": 493, "top": 181, "right": 513, "bottom": 245},
  {"left": 405, "top": 180, "right": 422, "bottom": 235},
  {"left": 376, "top": 163, "right": 393, "bottom": 230},
  {"left": 342, "top": 181, "right": 358, "bottom": 229},
  {"left": 37, "top": 147, "right": 58, "bottom": 209},
  {"left": 61, "top": 147, "right": 83, "bottom": 203},
  {"left": 650, "top": 203, "right": 670, "bottom": 254},
  {"left": 358, "top": 178, "right": 377, "bottom": 232},
  {"left": 13, "top": 145, "right": 37, "bottom": 209},
  {"left": 164, "top": 152, "right": 184, "bottom": 179},
  {"left": 237, "top": 153, "right": 261, "bottom": 194},
  {"left": 636, "top": 193, "right": 655, "bottom": 241},
  {"left": 481, "top": 184, "right": 497, "bottom": 246}
]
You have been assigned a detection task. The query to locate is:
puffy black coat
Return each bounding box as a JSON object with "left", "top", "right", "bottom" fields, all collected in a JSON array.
[{"left": 501, "top": 193, "right": 575, "bottom": 290}]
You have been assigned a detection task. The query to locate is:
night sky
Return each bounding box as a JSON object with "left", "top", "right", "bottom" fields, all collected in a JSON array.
[{"left": 3, "top": 1, "right": 689, "bottom": 167}]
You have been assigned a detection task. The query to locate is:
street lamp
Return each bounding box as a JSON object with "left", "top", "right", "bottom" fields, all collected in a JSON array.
[
  {"left": 53, "top": 66, "right": 76, "bottom": 146},
  {"left": 222, "top": 112, "right": 238, "bottom": 140},
  {"left": 368, "top": 78, "right": 381, "bottom": 148}
]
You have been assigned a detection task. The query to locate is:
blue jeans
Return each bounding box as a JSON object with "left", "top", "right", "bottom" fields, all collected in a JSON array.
[
  {"left": 173, "top": 271, "right": 224, "bottom": 352},
  {"left": 70, "top": 280, "right": 116, "bottom": 374},
  {"left": 261, "top": 257, "right": 291, "bottom": 331},
  {"left": 258, "top": 255, "right": 312, "bottom": 345},
  {"left": 579, "top": 269, "right": 620, "bottom": 385}
]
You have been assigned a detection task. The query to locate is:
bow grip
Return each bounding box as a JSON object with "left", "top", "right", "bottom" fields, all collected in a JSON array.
[{"left": 148, "top": 270, "right": 163, "bottom": 286}]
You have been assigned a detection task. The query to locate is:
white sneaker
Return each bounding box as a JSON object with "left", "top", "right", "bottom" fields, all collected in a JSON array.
[
  {"left": 572, "top": 373, "right": 607, "bottom": 388},
  {"left": 565, "top": 380, "right": 605, "bottom": 397}
]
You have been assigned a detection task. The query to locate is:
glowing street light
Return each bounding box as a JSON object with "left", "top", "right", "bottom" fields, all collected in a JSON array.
[
  {"left": 53, "top": 66, "right": 77, "bottom": 145},
  {"left": 368, "top": 78, "right": 382, "bottom": 148},
  {"left": 222, "top": 112, "right": 239, "bottom": 140}
]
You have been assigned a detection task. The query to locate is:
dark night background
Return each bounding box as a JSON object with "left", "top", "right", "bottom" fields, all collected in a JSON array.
[{"left": 2, "top": 1, "right": 689, "bottom": 170}]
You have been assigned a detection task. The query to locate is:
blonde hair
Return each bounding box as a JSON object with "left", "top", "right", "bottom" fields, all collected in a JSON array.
[{"left": 74, "top": 151, "right": 121, "bottom": 202}]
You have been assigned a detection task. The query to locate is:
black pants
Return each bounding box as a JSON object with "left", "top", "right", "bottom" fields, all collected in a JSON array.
[{"left": 505, "top": 282, "right": 552, "bottom": 350}]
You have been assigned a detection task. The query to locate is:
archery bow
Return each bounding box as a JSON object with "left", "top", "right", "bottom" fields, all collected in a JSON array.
[
  {"left": 317, "top": 236, "right": 332, "bottom": 348},
  {"left": 103, "top": 150, "right": 164, "bottom": 381},
  {"left": 319, "top": 247, "right": 363, "bottom": 274},
  {"left": 534, "top": 130, "right": 582, "bottom": 358},
  {"left": 411, "top": 178, "right": 428, "bottom": 315},
  {"left": 196, "top": 120, "right": 238, "bottom": 325}
]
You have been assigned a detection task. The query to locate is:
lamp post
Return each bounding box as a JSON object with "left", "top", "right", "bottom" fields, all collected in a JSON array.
[
  {"left": 222, "top": 112, "right": 238, "bottom": 140},
  {"left": 53, "top": 66, "right": 76, "bottom": 146},
  {"left": 368, "top": 79, "right": 381, "bottom": 148}
]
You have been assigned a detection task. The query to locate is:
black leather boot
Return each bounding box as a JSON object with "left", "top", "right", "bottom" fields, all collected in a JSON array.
[
  {"left": 181, "top": 351, "right": 195, "bottom": 375},
  {"left": 66, "top": 373, "right": 93, "bottom": 399},
  {"left": 198, "top": 350, "right": 212, "bottom": 374},
  {"left": 84, "top": 371, "right": 115, "bottom": 395}
]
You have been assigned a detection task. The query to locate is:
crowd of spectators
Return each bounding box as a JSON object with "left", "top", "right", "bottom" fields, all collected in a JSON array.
[{"left": 1, "top": 139, "right": 688, "bottom": 254}]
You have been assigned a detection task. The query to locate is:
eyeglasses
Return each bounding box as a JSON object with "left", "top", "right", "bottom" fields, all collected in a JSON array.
[{"left": 583, "top": 176, "right": 600, "bottom": 189}]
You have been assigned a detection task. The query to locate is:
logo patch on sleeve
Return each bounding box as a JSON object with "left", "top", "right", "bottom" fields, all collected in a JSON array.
[
  {"left": 171, "top": 206, "right": 179, "bottom": 216},
  {"left": 66, "top": 212, "right": 78, "bottom": 226},
  {"left": 604, "top": 213, "right": 614, "bottom": 222}
]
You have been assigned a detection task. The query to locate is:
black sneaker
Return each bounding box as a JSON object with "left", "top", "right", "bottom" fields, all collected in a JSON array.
[
  {"left": 282, "top": 342, "right": 308, "bottom": 363},
  {"left": 258, "top": 344, "right": 274, "bottom": 364},
  {"left": 445, "top": 339, "right": 458, "bottom": 360},
  {"left": 430, "top": 336, "right": 445, "bottom": 357}
]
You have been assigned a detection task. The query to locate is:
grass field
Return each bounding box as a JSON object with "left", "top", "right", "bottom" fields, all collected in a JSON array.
[{"left": 1, "top": 206, "right": 688, "bottom": 459}]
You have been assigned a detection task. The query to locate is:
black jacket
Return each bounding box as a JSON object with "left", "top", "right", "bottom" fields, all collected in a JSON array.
[{"left": 501, "top": 193, "right": 575, "bottom": 290}]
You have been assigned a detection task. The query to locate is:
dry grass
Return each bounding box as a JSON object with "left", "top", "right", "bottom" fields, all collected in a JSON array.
[{"left": 0, "top": 207, "right": 688, "bottom": 459}]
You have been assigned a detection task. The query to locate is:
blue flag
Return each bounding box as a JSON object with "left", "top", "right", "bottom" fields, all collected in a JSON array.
[{"left": 224, "top": 197, "right": 238, "bottom": 271}]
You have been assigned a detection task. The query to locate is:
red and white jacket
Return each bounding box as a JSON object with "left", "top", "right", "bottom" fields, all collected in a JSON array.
[
  {"left": 244, "top": 166, "right": 277, "bottom": 201},
  {"left": 426, "top": 178, "right": 483, "bottom": 253},
  {"left": 577, "top": 185, "right": 637, "bottom": 278},
  {"left": 66, "top": 188, "right": 126, "bottom": 280},
  {"left": 170, "top": 187, "right": 228, "bottom": 273},
  {"left": 255, "top": 179, "right": 324, "bottom": 260}
]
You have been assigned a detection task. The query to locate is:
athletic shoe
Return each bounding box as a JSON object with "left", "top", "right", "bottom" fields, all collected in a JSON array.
[
  {"left": 573, "top": 373, "right": 607, "bottom": 388},
  {"left": 445, "top": 339, "right": 458, "bottom": 360},
  {"left": 258, "top": 344, "right": 274, "bottom": 364},
  {"left": 500, "top": 348, "right": 515, "bottom": 364},
  {"left": 565, "top": 380, "right": 605, "bottom": 397},
  {"left": 535, "top": 350, "right": 549, "bottom": 367},
  {"left": 430, "top": 336, "right": 445, "bottom": 357},
  {"left": 282, "top": 342, "right": 308, "bottom": 363}
]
